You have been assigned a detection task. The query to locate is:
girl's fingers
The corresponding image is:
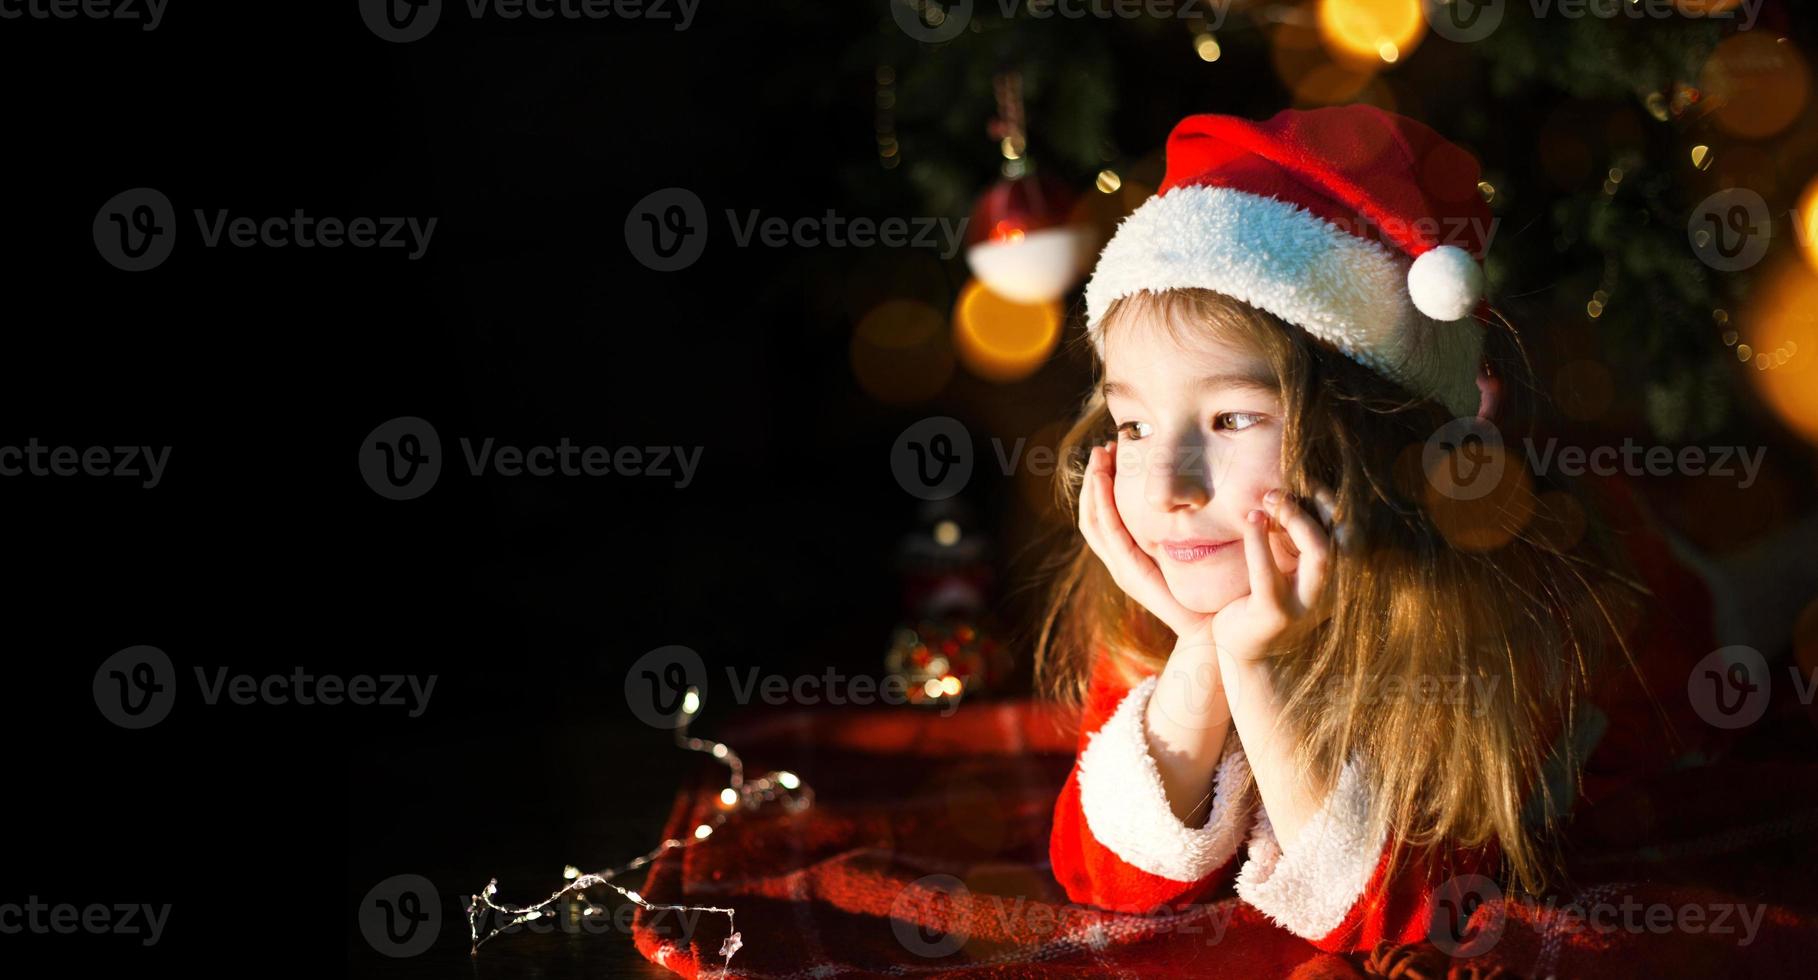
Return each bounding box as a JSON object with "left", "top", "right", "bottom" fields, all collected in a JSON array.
[
  {"left": 1083, "top": 441, "right": 1194, "bottom": 634},
  {"left": 1267, "top": 491, "right": 1332, "bottom": 573},
  {"left": 1240, "top": 507, "right": 1289, "bottom": 616},
  {"left": 1267, "top": 489, "right": 1335, "bottom": 618}
]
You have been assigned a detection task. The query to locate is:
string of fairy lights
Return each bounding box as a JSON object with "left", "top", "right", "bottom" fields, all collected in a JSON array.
[{"left": 465, "top": 686, "right": 812, "bottom": 974}]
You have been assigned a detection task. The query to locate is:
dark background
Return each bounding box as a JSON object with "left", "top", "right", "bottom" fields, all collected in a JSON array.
[{"left": 5, "top": 2, "right": 1817, "bottom": 977}]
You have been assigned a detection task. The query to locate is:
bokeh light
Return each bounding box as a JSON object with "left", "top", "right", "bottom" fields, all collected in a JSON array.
[
  {"left": 1272, "top": 20, "right": 1377, "bottom": 106},
  {"left": 1741, "top": 257, "right": 1818, "bottom": 446},
  {"left": 1316, "top": 0, "right": 1423, "bottom": 68},
  {"left": 850, "top": 299, "right": 954, "bottom": 403},
  {"left": 1701, "top": 32, "right": 1810, "bottom": 140},
  {"left": 952, "top": 279, "right": 1062, "bottom": 383}
]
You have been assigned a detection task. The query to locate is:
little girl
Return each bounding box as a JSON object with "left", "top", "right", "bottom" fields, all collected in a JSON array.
[{"left": 1039, "top": 106, "right": 1726, "bottom": 952}]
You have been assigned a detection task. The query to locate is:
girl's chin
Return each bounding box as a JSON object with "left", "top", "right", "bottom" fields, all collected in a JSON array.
[{"left": 1159, "top": 568, "right": 1246, "bottom": 617}]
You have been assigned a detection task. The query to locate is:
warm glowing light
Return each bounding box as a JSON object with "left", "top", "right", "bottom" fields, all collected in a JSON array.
[
  {"left": 940, "top": 675, "right": 963, "bottom": 697},
  {"left": 850, "top": 298, "right": 953, "bottom": 404},
  {"left": 777, "top": 771, "right": 801, "bottom": 790},
  {"left": 933, "top": 519, "right": 961, "bottom": 546},
  {"left": 1316, "top": 0, "right": 1422, "bottom": 69},
  {"left": 1743, "top": 258, "right": 1818, "bottom": 445},
  {"left": 1691, "top": 144, "right": 1713, "bottom": 171},
  {"left": 952, "top": 278, "right": 1062, "bottom": 383},
  {"left": 923, "top": 678, "right": 944, "bottom": 698},
  {"left": 694, "top": 823, "right": 714, "bottom": 839},
  {"left": 1701, "top": 32, "right": 1810, "bottom": 140},
  {"left": 681, "top": 688, "right": 701, "bottom": 716},
  {"left": 719, "top": 788, "right": 739, "bottom": 806},
  {"left": 1095, "top": 169, "right": 1122, "bottom": 194},
  {"left": 1795, "top": 176, "right": 1818, "bottom": 275},
  {"left": 1272, "top": 20, "right": 1376, "bottom": 105},
  {"left": 1195, "top": 32, "right": 1221, "bottom": 62}
]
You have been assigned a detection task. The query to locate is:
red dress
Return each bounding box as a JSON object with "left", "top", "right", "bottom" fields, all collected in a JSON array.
[{"left": 1048, "top": 475, "right": 1727, "bottom": 951}]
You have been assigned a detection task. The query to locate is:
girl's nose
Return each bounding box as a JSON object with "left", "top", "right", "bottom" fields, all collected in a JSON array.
[{"left": 1144, "top": 438, "right": 1210, "bottom": 511}]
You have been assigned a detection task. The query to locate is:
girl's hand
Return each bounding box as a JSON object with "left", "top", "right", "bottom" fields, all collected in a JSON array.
[
  {"left": 1078, "top": 441, "right": 1212, "bottom": 640},
  {"left": 1212, "top": 486, "right": 1338, "bottom": 665}
]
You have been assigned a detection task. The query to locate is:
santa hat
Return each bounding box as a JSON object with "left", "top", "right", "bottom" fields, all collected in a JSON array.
[{"left": 1083, "top": 105, "right": 1493, "bottom": 418}]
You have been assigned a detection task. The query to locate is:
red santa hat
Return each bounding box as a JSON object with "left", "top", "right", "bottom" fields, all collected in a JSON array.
[{"left": 1083, "top": 105, "right": 1493, "bottom": 419}]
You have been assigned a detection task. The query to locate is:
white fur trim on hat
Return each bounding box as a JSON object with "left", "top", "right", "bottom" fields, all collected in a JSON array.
[
  {"left": 1235, "top": 755, "right": 1387, "bottom": 941},
  {"left": 1075, "top": 674, "right": 1253, "bottom": 882},
  {"left": 1083, "top": 184, "right": 1484, "bottom": 418}
]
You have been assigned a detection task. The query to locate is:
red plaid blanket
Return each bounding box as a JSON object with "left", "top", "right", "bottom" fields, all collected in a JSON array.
[{"left": 631, "top": 699, "right": 1818, "bottom": 978}]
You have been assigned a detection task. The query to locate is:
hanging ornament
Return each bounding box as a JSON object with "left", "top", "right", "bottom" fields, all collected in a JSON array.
[
  {"left": 962, "top": 71, "right": 1092, "bottom": 304},
  {"left": 964, "top": 171, "right": 1090, "bottom": 304}
]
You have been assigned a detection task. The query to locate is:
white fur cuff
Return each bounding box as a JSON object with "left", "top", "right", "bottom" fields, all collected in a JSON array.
[
  {"left": 1236, "top": 755, "right": 1387, "bottom": 941},
  {"left": 1075, "top": 675, "right": 1251, "bottom": 883}
]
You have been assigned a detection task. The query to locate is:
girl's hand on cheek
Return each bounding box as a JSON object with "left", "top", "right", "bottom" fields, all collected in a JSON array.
[
  {"left": 1077, "top": 441, "right": 1211, "bottom": 641},
  {"left": 1213, "top": 486, "right": 1338, "bottom": 666}
]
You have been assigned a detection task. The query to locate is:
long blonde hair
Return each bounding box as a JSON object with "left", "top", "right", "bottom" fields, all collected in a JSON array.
[{"left": 1034, "top": 288, "right": 1645, "bottom": 896}]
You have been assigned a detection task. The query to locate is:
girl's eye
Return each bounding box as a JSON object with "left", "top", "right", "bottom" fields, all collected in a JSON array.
[
  {"left": 1215, "top": 412, "right": 1265, "bottom": 432},
  {"left": 1115, "top": 420, "right": 1153, "bottom": 441}
]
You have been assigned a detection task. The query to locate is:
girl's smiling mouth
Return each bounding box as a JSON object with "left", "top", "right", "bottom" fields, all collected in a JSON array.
[{"left": 1159, "top": 538, "right": 1238, "bottom": 562}]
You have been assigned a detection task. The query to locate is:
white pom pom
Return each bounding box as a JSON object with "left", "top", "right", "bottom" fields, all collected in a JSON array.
[{"left": 1407, "top": 245, "right": 1484, "bottom": 321}]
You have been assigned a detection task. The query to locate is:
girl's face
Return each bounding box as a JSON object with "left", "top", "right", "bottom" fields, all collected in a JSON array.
[{"left": 1101, "top": 314, "right": 1298, "bottom": 615}]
